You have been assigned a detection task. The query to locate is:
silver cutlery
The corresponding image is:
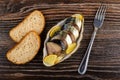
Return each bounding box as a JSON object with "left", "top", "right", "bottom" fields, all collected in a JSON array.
[{"left": 78, "top": 4, "right": 107, "bottom": 75}]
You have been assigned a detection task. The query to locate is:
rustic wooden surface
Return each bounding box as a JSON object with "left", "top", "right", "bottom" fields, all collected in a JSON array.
[{"left": 0, "top": 0, "right": 120, "bottom": 80}]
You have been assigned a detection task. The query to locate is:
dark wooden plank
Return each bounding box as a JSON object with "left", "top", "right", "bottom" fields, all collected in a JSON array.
[{"left": 0, "top": 0, "right": 120, "bottom": 80}]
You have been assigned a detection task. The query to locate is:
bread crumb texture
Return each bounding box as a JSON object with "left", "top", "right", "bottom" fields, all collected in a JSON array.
[
  {"left": 10, "top": 10, "right": 45, "bottom": 42},
  {"left": 7, "top": 31, "right": 40, "bottom": 64}
]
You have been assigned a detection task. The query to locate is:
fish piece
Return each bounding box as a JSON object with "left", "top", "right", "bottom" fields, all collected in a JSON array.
[
  {"left": 46, "top": 42, "right": 62, "bottom": 55},
  {"left": 51, "top": 39, "right": 67, "bottom": 50}
]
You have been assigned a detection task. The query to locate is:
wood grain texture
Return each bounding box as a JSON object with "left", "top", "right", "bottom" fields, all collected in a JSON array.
[{"left": 0, "top": 0, "right": 120, "bottom": 80}]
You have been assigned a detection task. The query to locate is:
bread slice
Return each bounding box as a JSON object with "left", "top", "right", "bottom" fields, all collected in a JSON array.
[
  {"left": 6, "top": 31, "right": 40, "bottom": 64},
  {"left": 9, "top": 10, "right": 45, "bottom": 42}
]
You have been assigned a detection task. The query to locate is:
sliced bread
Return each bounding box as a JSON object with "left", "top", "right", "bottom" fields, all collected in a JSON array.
[
  {"left": 9, "top": 10, "right": 45, "bottom": 42},
  {"left": 6, "top": 31, "right": 40, "bottom": 64}
]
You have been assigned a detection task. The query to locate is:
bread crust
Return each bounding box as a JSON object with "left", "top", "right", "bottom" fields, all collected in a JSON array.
[
  {"left": 9, "top": 10, "right": 45, "bottom": 42},
  {"left": 6, "top": 31, "right": 40, "bottom": 64}
]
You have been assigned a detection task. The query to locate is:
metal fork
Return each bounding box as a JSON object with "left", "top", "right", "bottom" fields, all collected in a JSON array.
[{"left": 78, "top": 4, "right": 107, "bottom": 75}]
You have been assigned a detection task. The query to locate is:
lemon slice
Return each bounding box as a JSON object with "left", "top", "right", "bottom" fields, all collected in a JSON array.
[
  {"left": 55, "top": 54, "right": 65, "bottom": 63},
  {"left": 49, "top": 26, "right": 61, "bottom": 37},
  {"left": 72, "top": 14, "right": 84, "bottom": 21},
  {"left": 66, "top": 43, "right": 77, "bottom": 54},
  {"left": 43, "top": 54, "right": 57, "bottom": 66}
]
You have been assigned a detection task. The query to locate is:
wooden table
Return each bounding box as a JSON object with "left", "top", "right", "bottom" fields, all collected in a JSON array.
[{"left": 0, "top": 0, "right": 120, "bottom": 80}]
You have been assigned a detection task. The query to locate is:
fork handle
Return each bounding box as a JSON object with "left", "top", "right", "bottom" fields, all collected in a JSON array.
[{"left": 78, "top": 27, "right": 98, "bottom": 75}]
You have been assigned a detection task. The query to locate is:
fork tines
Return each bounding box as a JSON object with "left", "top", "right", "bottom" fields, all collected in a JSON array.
[{"left": 95, "top": 4, "right": 107, "bottom": 21}]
